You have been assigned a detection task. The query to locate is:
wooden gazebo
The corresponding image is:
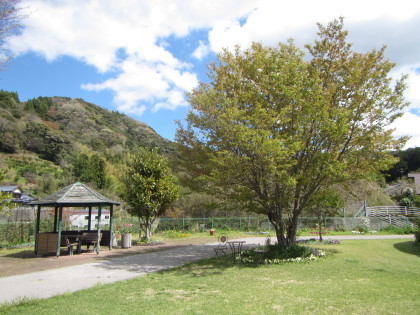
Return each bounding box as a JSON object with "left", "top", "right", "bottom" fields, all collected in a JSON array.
[{"left": 30, "top": 182, "right": 120, "bottom": 256}]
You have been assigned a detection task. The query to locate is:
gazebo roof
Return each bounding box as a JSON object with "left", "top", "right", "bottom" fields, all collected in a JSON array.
[{"left": 30, "top": 182, "right": 120, "bottom": 207}]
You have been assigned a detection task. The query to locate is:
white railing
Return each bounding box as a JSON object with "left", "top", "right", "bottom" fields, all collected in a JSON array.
[{"left": 366, "top": 206, "right": 420, "bottom": 217}]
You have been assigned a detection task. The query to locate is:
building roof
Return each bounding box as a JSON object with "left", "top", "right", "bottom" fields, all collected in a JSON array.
[
  {"left": 11, "top": 193, "right": 35, "bottom": 204},
  {"left": 30, "top": 182, "right": 120, "bottom": 207},
  {"left": 0, "top": 185, "right": 22, "bottom": 193},
  {"left": 0, "top": 185, "right": 35, "bottom": 204}
]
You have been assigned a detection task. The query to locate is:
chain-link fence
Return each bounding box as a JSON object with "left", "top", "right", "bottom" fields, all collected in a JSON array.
[
  {"left": 155, "top": 216, "right": 402, "bottom": 232},
  {"left": 155, "top": 217, "right": 269, "bottom": 232},
  {"left": 0, "top": 215, "right": 413, "bottom": 246}
]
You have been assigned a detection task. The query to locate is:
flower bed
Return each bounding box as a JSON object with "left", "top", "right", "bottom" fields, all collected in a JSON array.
[{"left": 239, "top": 245, "right": 326, "bottom": 265}]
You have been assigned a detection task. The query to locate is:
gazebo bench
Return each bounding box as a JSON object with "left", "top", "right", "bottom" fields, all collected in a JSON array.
[
  {"left": 61, "top": 235, "right": 81, "bottom": 255},
  {"left": 81, "top": 232, "right": 102, "bottom": 254}
]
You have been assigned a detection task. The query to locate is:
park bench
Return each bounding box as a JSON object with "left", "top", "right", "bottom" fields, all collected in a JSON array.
[
  {"left": 81, "top": 232, "right": 102, "bottom": 254},
  {"left": 60, "top": 235, "right": 80, "bottom": 256}
]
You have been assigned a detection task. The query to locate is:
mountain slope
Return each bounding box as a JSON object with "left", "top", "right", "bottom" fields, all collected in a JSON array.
[
  {"left": 0, "top": 91, "right": 176, "bottom": 193},
  {"left": 0, "top": 93, "right": 174, "bottom": 156}
]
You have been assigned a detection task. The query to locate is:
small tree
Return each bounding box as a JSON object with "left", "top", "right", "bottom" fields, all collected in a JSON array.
[
  {"left": 305, "top": 188, "right": 344, "bottom": 241},
  {"left": 121, "top": 148, "right": 179, "bottom": 241},
  {"left": 176, "top": 18, "right": 408, "bottom": 247}
]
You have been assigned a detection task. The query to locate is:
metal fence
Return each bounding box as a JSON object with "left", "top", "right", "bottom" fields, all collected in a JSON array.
[
  {"left": 1, "top": 216, "right": 415, "bottom": 246},
  {"left": 155, "top": 217, "right": 269, "bottom": 232},
  {"left": 155, "top": 216, "right": 410, "bottom": 232}
]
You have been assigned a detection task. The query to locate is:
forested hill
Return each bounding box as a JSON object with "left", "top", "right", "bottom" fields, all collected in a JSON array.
[
  {"left": 0, "top": 90, "right": 176, "bottom": 195},
  {"left": 0, "top": 91, "right": 174, "bottom": 156}
]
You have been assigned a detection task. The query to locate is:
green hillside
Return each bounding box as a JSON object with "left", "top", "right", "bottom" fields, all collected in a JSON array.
[{"left": 0, "top": 90, "right": 176, "bottom": 196}]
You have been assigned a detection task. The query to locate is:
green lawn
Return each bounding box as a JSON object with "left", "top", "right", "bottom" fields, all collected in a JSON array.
[{"left": 1, "top": 239, "right": 419, "bottom": 314}]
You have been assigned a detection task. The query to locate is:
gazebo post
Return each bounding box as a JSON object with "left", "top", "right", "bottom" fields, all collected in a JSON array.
[
  {"left": 56, "top": 206, "right": 63, "bottom": 257},
  {"left": 109, "top": 204, "right": 114, "bottom": 250},
  {"left": 88, "top": 206, "right": 92, "bottom": 231},
  {"left": 34, "top": 205, "right": 41, "bottom": 255},
  {"left": 97, "top": 205, "right": 102, "bottom": 253},
  {"left": 53, "top": 207, "right": 58, "bottom": 232}
]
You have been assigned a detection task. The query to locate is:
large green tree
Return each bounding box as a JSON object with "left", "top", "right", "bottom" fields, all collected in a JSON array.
[
  {"left": 176, "top": 18, "right": 408, "bottom": 247},
  {"left": 121, "top": 148, "right": 179, "bottom": 241}
]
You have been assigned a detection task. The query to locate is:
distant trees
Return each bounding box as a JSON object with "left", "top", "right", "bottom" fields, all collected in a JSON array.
[
  {"left": 25, "top": 97, "right": 55, "bottom": 119},
  {"left": 0, "top": 0, "right": 26, "bottom": 71},
  {"left": 121, "top": 148, "right": 179, "bottom": 241},
  {"left": 23, "top": 122, "right": 69, "bottom": 163},
  {"left": 0, "top": 90, "right": 20, "bottom": 152},
  {"left": 385, "top": 147, "right": 420, "bottom": 182},
  {"left": 73, "top": 153, "right": 107, "bottom": 189},
  {"left": 176, "top": 18, "right": 408, "bottom": 247},
  {"left": 305, "top": 188, "right": 344, "bottom": 241},
  {"left": 0, "top": 89, "right": 19, "bottom": 107},
  {"left": 0, "top": 169, "right": 11, "bottom": 214}
]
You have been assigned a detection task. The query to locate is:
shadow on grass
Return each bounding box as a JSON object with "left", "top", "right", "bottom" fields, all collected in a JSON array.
[
  {"left": 393, "top": 241, "right": 420, "bottom": 257},
  {"left": 89, "top": 242, "right": 335, "bottom": 280},
  {"left": 90, "top": 244, "right": 265, "bottom": 279},
  {"left": 165, "top": 253, "right": 267, "bottom": 280},
  {"left": 174, "top": 246, "right": 339, "bottom": 278},
  {"left": 91, "top": 244, "right": 231, "bottom": 275}
]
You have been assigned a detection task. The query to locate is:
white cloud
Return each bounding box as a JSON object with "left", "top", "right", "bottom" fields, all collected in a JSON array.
[
  {"left": 390, "top": 112, "right": 420, "bottom": 149},
  {"left": 7, "top": 0, "right": 256, "bottom": 114},
  {"left": 387, "top": 64, "right": 420, "bottom": 149},
  {"left": 207, "top": 0, "right": 420, "bottom": 55},
  {"left": 401, "top": 65, "right": 420, "bottom": 110},
  {"left": 5, "top": 0, "right": 420, "bottom": 147},
  {"left": 192, "top": 41, "right": 210, "bottom": 60}
]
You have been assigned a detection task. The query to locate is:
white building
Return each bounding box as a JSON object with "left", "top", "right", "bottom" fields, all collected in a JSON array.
[{"left": 69, "top": 209, "right": 111, "bottom": 229}]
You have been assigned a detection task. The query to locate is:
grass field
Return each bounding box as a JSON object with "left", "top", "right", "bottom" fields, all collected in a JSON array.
[{"left": 1, "top": 239, "right": 419, "bottom": 314}]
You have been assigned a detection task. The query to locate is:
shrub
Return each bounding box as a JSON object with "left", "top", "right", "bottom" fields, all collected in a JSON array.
[
  {"left": 354, "top": 225, "right": 368, "bottom": 233},
  {"left": 0, "top": 222, "right": 35, "bottom": 245},
  {"left": 383, "top": 225, "right": 414, "bottom": 235},
  {"left": 414, "top": 231, "right": 420, "bottom": 243},
  {"left": 240, "top": 244, "right": 325, "bottom": 265}
]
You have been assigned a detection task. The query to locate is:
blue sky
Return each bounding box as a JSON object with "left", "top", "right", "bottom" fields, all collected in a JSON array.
[{"left": 1, "top": 0, "right": 420, "bottom": 147}]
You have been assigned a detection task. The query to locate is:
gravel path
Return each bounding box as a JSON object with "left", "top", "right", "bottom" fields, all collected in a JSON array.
[{"left": 0, "top": 234, "right": 414, "bottom": 304}]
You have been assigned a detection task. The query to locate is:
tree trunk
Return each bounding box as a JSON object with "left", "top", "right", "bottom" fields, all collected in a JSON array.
[
  {"left": 145, "top": 223, "right": 151, "bottom": 241},
  {"left": 318, "top": 216, "right": 323, "bottom": 242},
  {"left": 144, "top": 217, "right": 154, "bottom": 241},
  {"left": 269, "top": 208, "right": 300, "bottom": 248}
]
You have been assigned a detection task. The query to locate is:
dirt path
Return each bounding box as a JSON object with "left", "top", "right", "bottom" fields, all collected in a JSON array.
[
  {"left": 0, "top": 234, "right": 414, "bottom": 278},
  {"left": 0, "top": 237, "right": 216, "bottom": 278}
]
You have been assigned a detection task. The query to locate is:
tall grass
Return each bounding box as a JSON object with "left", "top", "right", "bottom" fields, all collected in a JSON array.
[{"left": 1, "top": 239, "right": 419, "bottom": 314}]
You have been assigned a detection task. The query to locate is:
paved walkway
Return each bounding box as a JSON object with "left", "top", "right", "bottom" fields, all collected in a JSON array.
[{"left": 0, "top": 235, "right": 414, "bottom": 304}]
